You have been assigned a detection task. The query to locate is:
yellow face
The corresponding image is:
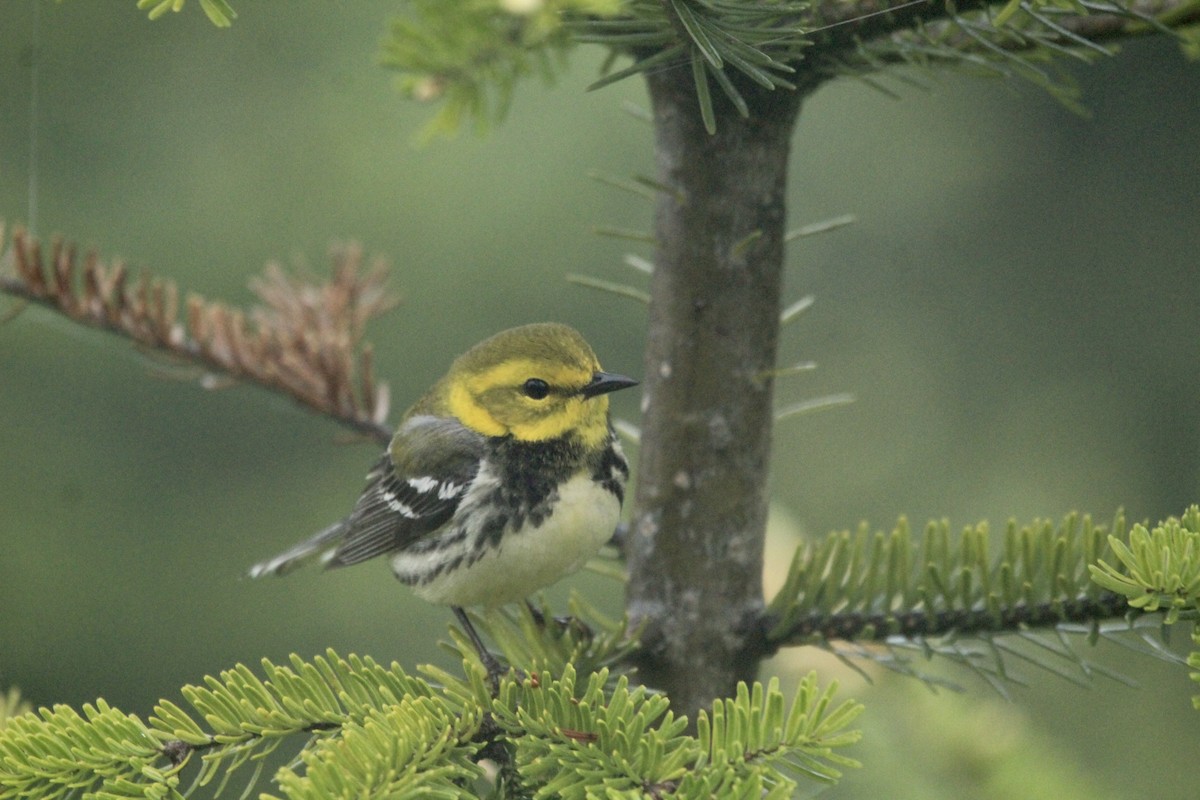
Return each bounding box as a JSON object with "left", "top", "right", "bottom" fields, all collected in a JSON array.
[
  {"left": 448, "top": 357, "right": 609, "bottom": 446},
  {"left": 435, "top": 323, "right": 626, "bottom": 448}
]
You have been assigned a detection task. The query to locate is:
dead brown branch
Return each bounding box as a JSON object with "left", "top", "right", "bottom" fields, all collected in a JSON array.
[{"left": 0, "top": 223, "right": 396, "bottom": 445}]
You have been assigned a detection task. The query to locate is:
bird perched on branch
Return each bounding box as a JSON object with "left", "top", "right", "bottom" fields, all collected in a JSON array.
[{"left": 249, "top": 322, "right": 637, "bottom": 682}]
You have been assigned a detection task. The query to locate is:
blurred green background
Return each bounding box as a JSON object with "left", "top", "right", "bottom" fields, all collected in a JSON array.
[{"left": 1, "top": 2, "right": 1197, "bottom": 797}]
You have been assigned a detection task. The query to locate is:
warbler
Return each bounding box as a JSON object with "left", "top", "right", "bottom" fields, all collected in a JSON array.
[{"left": 249, "top": 323, "right": 637, "bottom": 674}]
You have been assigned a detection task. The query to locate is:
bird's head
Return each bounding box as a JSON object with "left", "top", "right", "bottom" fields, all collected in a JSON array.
[{"left": 431, "top": 323, "right": 637, "bottom": 447}]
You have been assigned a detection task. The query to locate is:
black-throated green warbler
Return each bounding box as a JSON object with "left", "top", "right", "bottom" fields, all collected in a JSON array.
[{"left": 249, "top": 323, "right": 637, "bottom": 675}]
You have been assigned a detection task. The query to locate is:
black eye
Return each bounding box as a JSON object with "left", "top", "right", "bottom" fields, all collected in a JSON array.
[{"left": 522, "top": 378, "right": 550, "bottom": 400}]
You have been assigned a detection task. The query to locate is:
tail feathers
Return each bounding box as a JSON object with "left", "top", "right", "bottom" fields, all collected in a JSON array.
[{"left": 247, "top": 519, "right": 349, "bottom": 578}]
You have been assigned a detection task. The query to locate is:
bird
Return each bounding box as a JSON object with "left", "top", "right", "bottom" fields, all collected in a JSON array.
[{"left": 248, "top": 322, "right": 637, "bottom": 682}]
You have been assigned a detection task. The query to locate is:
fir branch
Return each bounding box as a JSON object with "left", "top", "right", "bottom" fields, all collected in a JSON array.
[
  {"left": 1089, "top": 504, "right": 1200, "bottom": 623},
  {"left": 137, "top": 0, "right": 1200, "bottom": 131},
  {"left": 151, "top": 651, "right": 455, "bottom": 794},
  {"left": 692, "top": 676, "right": 862, "bottom": 789},
  {"left": 775, "top": 587, "right": 1129, "bottom": 643},
  {"left": 0, "top": 700, "right": 180, "bottom": 800},
  {"left": 0, "top": 225, "right": 396, "bottom": 446},
  {"left": 0, "top": 648, "right": 861, "bottom": 799},
  {"left": 804, "top": 0, "right": 1197, "bottom": 55},
  {"left": 1089, "top": 506, "right": 1200, "bottom": 707},
  {"left": 493, "top": 665, "right": 694, "bottom": 796},
  {"left": 766, "top": 511, "right": 1135, "bottom": 649},
  {"left": 575, "top": 0, "right": 1200, "bottom": 114},
  {"left": 807, "top": 0, "right": 1200, "bottom": 84},
  {"left": 381, "top": 0, "right": 624, "bottom": 138},
  {"left": 492, "top": 665, "right": 861, "bottom": 798},
  {"left": 265, "top": 696, "right": 484, "bottom": 800},
  {"left": 0, "top": 650, "right": 482, "bottom": 800},
  {"left": 765, "top": 508, "right": 1200, "bottom": 693}
]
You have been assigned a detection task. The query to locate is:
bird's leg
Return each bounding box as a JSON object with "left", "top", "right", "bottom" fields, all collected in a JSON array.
[
  {"left": 453, "top": 606, "right": 506, "bottom": 693},
  {"left": 524, "top": 599, "right": 547, "bottom": 627}
]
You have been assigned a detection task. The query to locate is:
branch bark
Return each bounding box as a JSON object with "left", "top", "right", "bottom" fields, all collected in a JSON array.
[{"left": 625, "top": 70, "right": 810, "bottom": 716}]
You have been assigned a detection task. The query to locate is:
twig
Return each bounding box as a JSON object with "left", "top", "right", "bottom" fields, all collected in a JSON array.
[{"left": 0, "top": 224, "right": 396, "bottom": 445}]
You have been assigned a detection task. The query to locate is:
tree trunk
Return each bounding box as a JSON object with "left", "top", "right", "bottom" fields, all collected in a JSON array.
[{"left": 625, "top": 66, "right": 807, "bottom": 717}]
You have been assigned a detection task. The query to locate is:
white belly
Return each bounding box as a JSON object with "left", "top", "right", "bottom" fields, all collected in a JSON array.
[{"left": 393, "top": 473, "right": 620, "bottom": 608}]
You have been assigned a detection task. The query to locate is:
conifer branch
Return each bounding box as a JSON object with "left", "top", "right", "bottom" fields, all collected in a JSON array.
[
  {"left": 1088, "top": 505, "right": 1200, "bottom": 622},
  {"left": 0, "top": 647, "right": 862, "bottom": 799},
  {"left": 0, "top": 225, "right": 396, "bottom": 446},
  {"left": 808, "top": 0, "right": 1200, "bottom": 89},
  {"left": 765, "top": 508, "right": 1200, "bottom": 692},
  {"left": 806, "top": 0, "right": 1200, "bottom": 52},
  {"left": 136, "top": 0, "right": 1200, "bottom": 131},
  {"left": 384, "top": 0, "right": 1200, "bottom": 132},
  {"left": 768, "top": 511, "right": 1125, "bottom": 648}
]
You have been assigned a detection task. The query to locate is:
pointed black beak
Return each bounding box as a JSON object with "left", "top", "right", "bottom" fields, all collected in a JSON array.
[{"left": 580, "top": 371, "right": 639, "bottom": 399}]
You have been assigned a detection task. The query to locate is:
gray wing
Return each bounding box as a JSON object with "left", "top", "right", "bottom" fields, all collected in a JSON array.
[
  {"left": 328, "top": 415, "right": 484, "bottom": 567},
  {"left": 248, "top": 415, "right": 484, "bottom": 577}
]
